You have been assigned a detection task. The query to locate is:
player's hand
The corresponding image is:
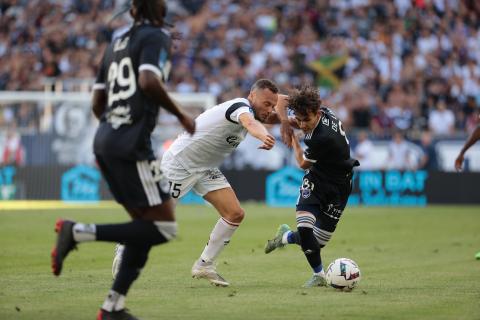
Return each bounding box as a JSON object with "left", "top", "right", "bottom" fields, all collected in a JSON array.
[
  {"left": 454, "top": 154, "right": 464, "bottom": 172},
  {"left": 281, "top": 120, "right": 294, "bottom": 148},
  {"left": 179, "top": 113, "right": 196, "bottom": 135},
  {"left": 258, "top": 134, "right": 275, "bottom": 150}
]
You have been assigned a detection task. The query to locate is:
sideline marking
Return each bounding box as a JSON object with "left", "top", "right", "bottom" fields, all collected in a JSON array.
[{"left": 0, "top": 201, "right": 121, "bottom": 211}]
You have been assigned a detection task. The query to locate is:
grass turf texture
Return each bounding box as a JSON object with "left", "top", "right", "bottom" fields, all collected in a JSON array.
[{"left": 0, "top": 204, "right": 479, "bottom": 320}]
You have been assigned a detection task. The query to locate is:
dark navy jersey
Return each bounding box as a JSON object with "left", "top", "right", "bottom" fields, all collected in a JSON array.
[
  {"left": 303, "top": 107, "right": 359, "bottom": 181},
  {"left": 93, "top": 23, "right": 172, "bottom": 160}
]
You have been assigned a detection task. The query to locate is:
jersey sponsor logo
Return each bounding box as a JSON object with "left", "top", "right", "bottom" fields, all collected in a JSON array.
[
  {"left": 320, "top": 114, "right": 349, "bottom": 145},
  {"left": 226, "top": 136, "right": 240, "bottom": 148},
  {"left": 106, "top": 105, "right": 133, "bottom": 129},
  {"left": 207, "top": 168, "right": 224, "bottom": 180},
  {"left": 322, "top": 116, "right": 330, "bottom": 126},
  {"left": 324, "top": 203, "right": 343, "bottom": 220},
  {"left": 113, "top": 36, "right": 129, "bottom": 52}
]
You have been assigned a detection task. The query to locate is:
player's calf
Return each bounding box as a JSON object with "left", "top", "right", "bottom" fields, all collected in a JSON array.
[
  {"left": 111, "top": 221, "right": 177, "bottom": 280},
  {"left": 296, "top": 211, "right": 325, "bottom": 283}
]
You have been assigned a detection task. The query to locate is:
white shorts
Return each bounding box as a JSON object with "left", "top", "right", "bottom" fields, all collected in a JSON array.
[{"left": 161, "top": 152, "right": 231, "bottom": 199}]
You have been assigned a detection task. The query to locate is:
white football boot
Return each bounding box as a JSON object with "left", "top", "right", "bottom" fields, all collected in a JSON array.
[{"left": 191, "top": 259, "right": 229, "bottom": 287}]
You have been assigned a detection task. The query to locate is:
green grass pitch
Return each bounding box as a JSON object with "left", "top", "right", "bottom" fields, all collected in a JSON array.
[{"left": 0, "top": 204, "right": 479, "bottom": 319}]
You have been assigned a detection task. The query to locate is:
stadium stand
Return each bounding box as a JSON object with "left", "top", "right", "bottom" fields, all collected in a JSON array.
[{"left": 0, "top": 0, "right": 479, "bottom": 171}]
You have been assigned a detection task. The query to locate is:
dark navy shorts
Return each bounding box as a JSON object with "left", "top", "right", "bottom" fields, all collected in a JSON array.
[{"left": 96, "top": 154, "right": 171, "bottom": 208}]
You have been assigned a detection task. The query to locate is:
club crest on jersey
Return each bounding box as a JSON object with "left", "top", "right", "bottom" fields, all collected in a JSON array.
[
  {"left": 226, "top": 136, "right": 240, "bottom": 148},
  {"left": 301, "top": 187, "right": 311, "bottom": 199},
  {"left": 322, "top": 116, "right": 329, "bottom": 126}
]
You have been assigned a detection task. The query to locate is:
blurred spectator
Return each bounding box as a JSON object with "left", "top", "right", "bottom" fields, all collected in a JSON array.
[
  {"left": 1, "top": 124, "right": 25, "bottom": 166},
  {"left": 16, "top": 103, "right": 38, "bottom": 133},
  {"left": 418, "top": 131, "right": 438, "bottom": 171},
  {"left": 385, "top": 131, "right": 413, "bottom": 170},
  {"left": 428, "top": 100, "right": 455, "bottom": 136},
  {"left": 353, "top": 131, "right": 376, "bottom": 170},
  {"left": 0, "top": 0, "right": 479, "bottom": 146}
]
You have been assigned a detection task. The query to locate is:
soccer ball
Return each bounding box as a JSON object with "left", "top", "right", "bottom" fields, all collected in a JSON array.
[{"left": 325, "top": 258, "right": 361, "bottom": 291}]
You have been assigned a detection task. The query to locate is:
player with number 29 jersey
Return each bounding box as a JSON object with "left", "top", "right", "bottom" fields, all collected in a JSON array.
[
  {"left": 93, "top": 24, "right": 172, "bottom": 160},
  {"left": 50, "top": 1, "right": 196, "bottom": 319}
]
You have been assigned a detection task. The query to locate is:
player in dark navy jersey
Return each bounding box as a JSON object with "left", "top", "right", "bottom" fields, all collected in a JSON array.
[
  {"left": 264, "top": 85, "right": 359, "bottom": 288},
  {"left": 51, "top": 1, "right": 195, "bottom": 319}
]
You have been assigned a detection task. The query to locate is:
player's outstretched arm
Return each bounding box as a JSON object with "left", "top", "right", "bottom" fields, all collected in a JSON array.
[
  {"left": 139, "top": 70, "right": 195, "bottom": 135},
  {"left": 239, "top": 113, "right": 275, "bottom": 150},
  {"left": 291, "top": 134, "right": 313, "bottom": 170},
  {"left": 455, "top": 125, "right": 480, "bottom": 171},
  {"left": 275, "top": 94, "right": 294, "bottom": 148}
]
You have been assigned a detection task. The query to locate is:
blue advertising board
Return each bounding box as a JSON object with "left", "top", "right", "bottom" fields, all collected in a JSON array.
[
  {"left": 0, "top": 166, "right": 16, "bottom": 200},
  {"left": 61, "top": 165, "right": 101, "bottom": 202},
  {"left": 265, "top": 168, "right": 428, "bottom": 207},
  {"left": 265, "top": 166, "right": 303, "bottom": 207}
]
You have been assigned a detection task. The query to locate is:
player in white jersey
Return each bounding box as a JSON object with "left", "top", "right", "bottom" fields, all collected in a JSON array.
[{"left": 113, "top": 79, "right": 279, "bottom": 286}]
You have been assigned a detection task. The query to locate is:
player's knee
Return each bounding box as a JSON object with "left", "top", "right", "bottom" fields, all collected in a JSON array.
[
  {"left": 154, "top": 221, "right": 177, "bottom": 244},
  {"left": 225, "top": 207, "right": 244, "bottom": 223},
  {"left": 313, "top": 226, "right": 332, "bottom": 248}
]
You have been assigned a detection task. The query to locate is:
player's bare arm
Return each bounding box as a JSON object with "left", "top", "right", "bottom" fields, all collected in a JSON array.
[
  {"left": 239, "top": 112, "right": 275, "bottom": 150},
  {"left": 263, "top": 112, "right": 300, "bottom": 129},
  {"left": 455, "top": 125, "right": 480, "bottom": 171},
  {"left": 276, "top": 94, "right": 295, "bottom": 147},
  {"left": 139, "top": 70, "right": 196, "bottom": 135},
  {"left": 291, "top": 133, "right": 313, "bottom": 170},
  {"left": 92, "top": 88, "right": 107, "bottom": 120}
]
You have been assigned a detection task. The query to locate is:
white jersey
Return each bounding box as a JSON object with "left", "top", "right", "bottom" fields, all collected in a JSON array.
[{"left": 165, "top": 98, "right": 253, "bottom": 172}]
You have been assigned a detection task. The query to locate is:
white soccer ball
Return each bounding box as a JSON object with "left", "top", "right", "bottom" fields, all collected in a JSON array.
[{"left": 325, "top": 258, "right": 361, "bottom": 291}]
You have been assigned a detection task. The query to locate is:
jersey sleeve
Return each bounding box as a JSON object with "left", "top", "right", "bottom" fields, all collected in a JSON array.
[
  {"left": 139, "top": 32, "right": 172, "bottom": 82},
  {"left": 225, "top": 102, "right": 252, "bottom": 124}
]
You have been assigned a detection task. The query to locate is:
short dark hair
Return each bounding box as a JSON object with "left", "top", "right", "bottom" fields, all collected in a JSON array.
[
  {"left": 250, "top": 79, "right": 279, "bottom": 94},
  {"left": 288, "top": 85, "right": 321, "bottom": 117},
  {"left": 132, "top": 0, "right": 166, "bottom": 25}
]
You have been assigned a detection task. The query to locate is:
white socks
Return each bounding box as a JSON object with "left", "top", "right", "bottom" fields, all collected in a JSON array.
[
  {"left": 200, "top": 218, "right": 239, "bottom": 263},
  {"left": 72, "top": 223, "right": 96, "bottom": 242},
  {"left": 102, "top": 290, "right": 125, "bottom": 312},
  {"left": 314, "top": 269, "right": 325, "bottom": 277},
  {"left": 282, "top": 231, "right": 292, "bottom": 244}
]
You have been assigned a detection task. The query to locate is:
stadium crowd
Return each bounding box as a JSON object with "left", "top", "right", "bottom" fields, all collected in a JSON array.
[
  {"left": 1, "top": 0, "right": 480, "bottom": 170},
  {"left": 1, "top": 0, "right": 480, "bottom": 138}
]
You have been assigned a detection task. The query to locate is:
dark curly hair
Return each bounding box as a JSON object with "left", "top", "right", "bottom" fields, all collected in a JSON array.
[
  {"left": 288, "top": 85, "right": 322, "bottom": 117},
  {"left": 132, "top": 0, "right": 166, "bottom": 25}
]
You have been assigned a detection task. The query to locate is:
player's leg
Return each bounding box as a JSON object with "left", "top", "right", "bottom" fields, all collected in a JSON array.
[
  {"left": 294, "top": 208, "right": 327, "bottom": 288},
  {"left": 51, "top": 156, "right": 177, "bottom": 319},
  {"left": 301, "top": 177, "right": 350, "bottom": 288},
  {"left": 191, "top": 169, "right": 240, "bottom": 286},
  {"left": 99, "top": 201, "right": 177, "bottom": 318},
  {"left": 200, "top": 187, "right": 243, "bottom": 261},
  {"left": 264, "top": 223, "right": 296, "bottom": 253},
  {"left": 112, "top": 161, "right": 197, "bottom": 279}
]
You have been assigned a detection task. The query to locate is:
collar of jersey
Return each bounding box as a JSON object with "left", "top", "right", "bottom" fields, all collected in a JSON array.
[{"left": 308, "top": 111, "right": 323, "bottom": 135}]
